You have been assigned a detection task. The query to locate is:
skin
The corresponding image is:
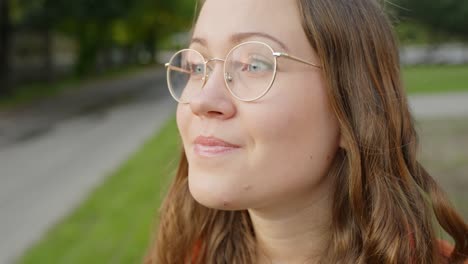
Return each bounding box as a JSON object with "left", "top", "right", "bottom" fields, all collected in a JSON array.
[{"left": 176, "top": 0, "right": 344, "bottom": 262}]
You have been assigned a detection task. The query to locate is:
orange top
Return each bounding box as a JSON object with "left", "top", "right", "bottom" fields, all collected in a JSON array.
[
  {"left": 437, "top": 239, "right": 468, "bottom": 263},
  {"left": 191, "top": 239, "right": 467, "bottom": 263}
]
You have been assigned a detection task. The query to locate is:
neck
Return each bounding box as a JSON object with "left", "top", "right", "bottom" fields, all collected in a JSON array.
[{"left": 248, "top": 191, "right": 333, "bottom": 264}]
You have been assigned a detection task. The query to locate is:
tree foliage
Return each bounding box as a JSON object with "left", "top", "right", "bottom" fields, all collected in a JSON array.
[
  {"left": 1, "top": 0, "right": 13, "bottom": 96},
  {"left": 9, "top": 0, "right": 196, "bottom": 77},
  {"left": 6, "top": 0, "right": 466, "bottom": 97},
  {"left": 395, "top": 0, "right": 468, "bottom": 41}
]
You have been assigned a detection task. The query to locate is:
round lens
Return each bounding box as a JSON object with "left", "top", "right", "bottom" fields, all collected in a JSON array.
[
  {"left": 167, "top": 49, "right": 205, "bottom": 103},
  {"left": 225, "top": 42, "right": 276, "bottom": 101}
]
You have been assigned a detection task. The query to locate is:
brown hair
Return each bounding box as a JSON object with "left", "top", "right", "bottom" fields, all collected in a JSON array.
[{"left": 145, "top": 0, "right": 468, "bottom": 263}]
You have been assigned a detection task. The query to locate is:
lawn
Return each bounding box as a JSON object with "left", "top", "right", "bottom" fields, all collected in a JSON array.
[
  {"left": 402, "top": 64, "right": 468, "bottom": 94},
  {"left": 416, "top": 117, "right": 468, "bottom": 220},
  {"left": 17, "top": 117, "right": 181, "bottom": 264}
]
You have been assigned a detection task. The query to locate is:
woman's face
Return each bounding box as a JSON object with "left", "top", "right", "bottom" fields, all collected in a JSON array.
[{"left": 177, "top": 0, "right": 342, "bottom": 211}]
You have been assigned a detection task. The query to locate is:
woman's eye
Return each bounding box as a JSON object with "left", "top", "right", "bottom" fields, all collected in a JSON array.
[
  {"left": 190, "top": 63, "right": 204, "bottom": 75},
  {"left": 241, "top": 58, "right": 273, "bottom": 72}
]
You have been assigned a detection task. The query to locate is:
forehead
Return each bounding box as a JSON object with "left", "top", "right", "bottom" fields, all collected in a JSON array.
[{"left": 193, "top": 0, "right": 308, "bottom": 53}]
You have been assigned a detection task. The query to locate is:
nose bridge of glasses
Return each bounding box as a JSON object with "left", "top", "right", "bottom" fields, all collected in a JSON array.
[
  {"left": 206, "top": 57, "right": 225, "bottom": 64},
  {"left": 203, "top": 57, "right": 227, "bottom": 81},
  {"left": 205, "top": 57, "right": 225, "bottom": 72}
]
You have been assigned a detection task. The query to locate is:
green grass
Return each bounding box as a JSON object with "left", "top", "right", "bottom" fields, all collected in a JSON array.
[
  {"left": 402, "top": 65, "right": 468, "bottom": 94},
  {"left": 17, "top": 117, "right": 180, "bottom": 264}
]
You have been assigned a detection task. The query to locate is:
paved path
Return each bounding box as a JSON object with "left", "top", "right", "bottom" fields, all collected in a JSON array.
[
  {"left": 0, "top": 66, "right": 167, "bottom": 148},
  {"left": 408, "top": 91, "right": 468, "bottom": 118},
  {"left": 0, "top": 74, "right": 466, "bottom": 264}
]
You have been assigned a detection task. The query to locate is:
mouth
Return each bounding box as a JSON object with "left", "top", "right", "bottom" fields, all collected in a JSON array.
[{"left": 193, "top": 136, "right": 241, "bottom": 157}]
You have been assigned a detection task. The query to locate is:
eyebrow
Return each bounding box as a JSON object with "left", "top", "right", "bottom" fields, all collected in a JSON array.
[{"left": 191, "top": 32, "right": 289, "bottom": 52}]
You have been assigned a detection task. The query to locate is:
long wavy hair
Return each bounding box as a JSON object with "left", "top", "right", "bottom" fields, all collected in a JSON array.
[{"left": 145, "top": 0, "right": 468, "bottom": 263}]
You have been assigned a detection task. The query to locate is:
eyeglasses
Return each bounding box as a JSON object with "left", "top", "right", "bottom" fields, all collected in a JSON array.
[{"left": 165, "top": 40, "right": 321, "bottom": 103}]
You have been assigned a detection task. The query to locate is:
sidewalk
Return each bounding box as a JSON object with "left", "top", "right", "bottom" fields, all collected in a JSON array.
[
  {"left": 0, "top": 66, "right": 167, "bottom": 148},
  {"left": 408, "top": 91, "right": 468, "bottom": 118}
]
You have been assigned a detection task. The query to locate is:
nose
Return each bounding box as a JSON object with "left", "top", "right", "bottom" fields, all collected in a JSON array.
[{"left": 189, "top": 61, "right": 237, "bottom": 120}]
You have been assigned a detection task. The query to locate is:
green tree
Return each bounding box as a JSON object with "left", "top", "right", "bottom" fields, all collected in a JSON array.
[
  {"left": 63, "top": 0, "right": 134, "bottom": 74},
  {"left": 120, "top": 0, "right": 195, "bottom": 63},
  {"left": 0, "top": 0, "right": 13, "bottom": 97},
  {"left": 396, "top": 0, "right": 468, "bottom": 41},
  {"left": 16, "top": 0, "right": 61, "bottom": 81},
  {"left": 2, "top": 0, "right": 197, "bottom": 97}
]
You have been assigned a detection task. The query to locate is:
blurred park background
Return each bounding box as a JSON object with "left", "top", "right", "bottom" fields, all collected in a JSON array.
[{"left": 0, "top": 0, "right": 467, "bottom": 263}]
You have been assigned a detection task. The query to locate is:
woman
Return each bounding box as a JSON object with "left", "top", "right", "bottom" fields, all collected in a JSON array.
[{"left": 146, "top": 0, "right": 468, "bottom": 263}]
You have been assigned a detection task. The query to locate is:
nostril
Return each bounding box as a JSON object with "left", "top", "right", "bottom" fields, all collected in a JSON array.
[{"left": 208, "top": 111, "right": 223, "bottom": 116}]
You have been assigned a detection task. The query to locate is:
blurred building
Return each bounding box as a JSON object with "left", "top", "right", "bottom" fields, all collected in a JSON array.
[
  {"left": 11, "top": 32, "right": 76, "bottom": 85},
  {"left": 400, "top": 43, "right": 468, "bottom": 65}
]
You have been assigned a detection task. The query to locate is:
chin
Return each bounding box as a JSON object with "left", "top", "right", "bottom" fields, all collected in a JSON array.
[{"left": 188, "top": 177, "right": 246, "bottom": 211}]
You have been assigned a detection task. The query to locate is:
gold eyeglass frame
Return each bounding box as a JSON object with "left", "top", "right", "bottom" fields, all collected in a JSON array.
[{"left": 164, "top": 40, "right": 322, "bottom": 103}]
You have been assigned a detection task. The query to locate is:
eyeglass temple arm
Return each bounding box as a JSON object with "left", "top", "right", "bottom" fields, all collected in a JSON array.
[
  {"left": 165, "top": 63, "right": 191, "bottom": 74},
  {"left": 273, "top": 52, "right": 322, "bottom": 69}
]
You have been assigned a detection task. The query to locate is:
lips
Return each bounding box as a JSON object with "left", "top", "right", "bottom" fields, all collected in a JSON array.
[
  {"left": 194, "top": 136, "right": 241, "bottom": 148},
  {"left": 193, "top": 136, "right": 241, "bottom": 156}
]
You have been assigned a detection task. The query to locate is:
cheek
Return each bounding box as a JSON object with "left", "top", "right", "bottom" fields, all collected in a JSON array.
[
  {"left": 176, "top": 105, "right": 189, "bottom": 141},
  {"left": 250, "top": 74, "right": 339, "bottom": 154},
  {"left": 240, "top": 76, "right": 341, "bottom": 200},
  {"left": 176, "top": 105, "right": 193, "bottom": 159}
]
